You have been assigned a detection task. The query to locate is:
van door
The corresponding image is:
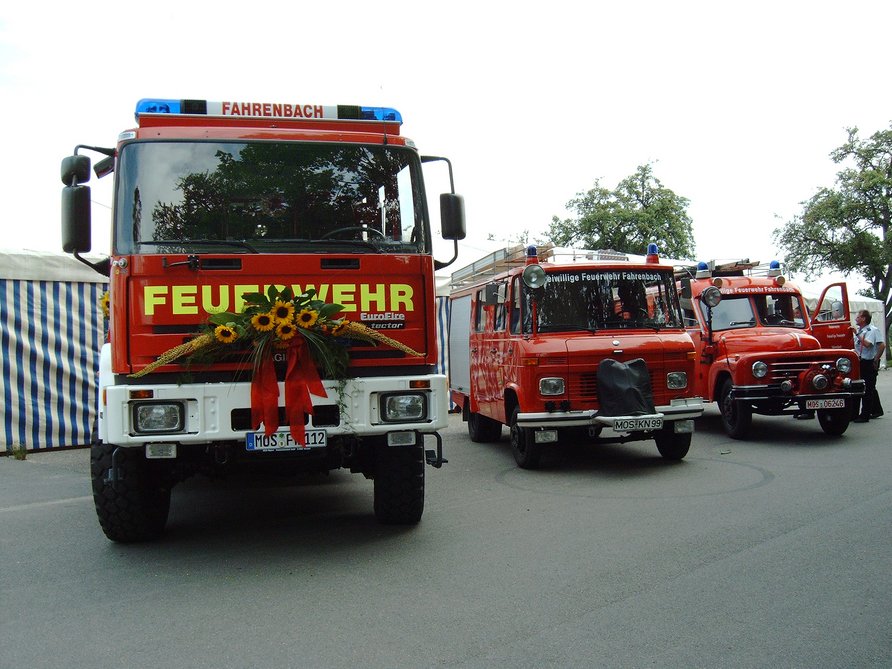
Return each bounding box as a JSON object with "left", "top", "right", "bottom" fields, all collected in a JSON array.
[{"left": 810, "top": 282, "right": 854, "bottom": 350}]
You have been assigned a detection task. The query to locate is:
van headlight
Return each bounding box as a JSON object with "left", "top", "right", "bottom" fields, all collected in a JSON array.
[
  {"left": 666, "top": 372, "right": 688, "bottom": 389},
  {"left": 752, "top": 361, "right": 769, "bottom": 379},
  {"left": 380, "top": 393, "right": 428, "bottom": 422},
  {"left": 836, "top": 357, "right": 852, "bottom": 374},
  {"left": 132, "top": 402, "right": 184, "bottom": 433},
  {"left": 539, "top": 378, "right": 565, "bottom": 396}
]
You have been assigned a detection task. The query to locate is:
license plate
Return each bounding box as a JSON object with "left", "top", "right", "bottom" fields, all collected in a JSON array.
[
  {"left": 246, "top": 429, "right": 327, "bottom": 451},
  {"left": 805, "top": 398, "right": 846, "bottom": 410},
  {"left": 612, "top": 417, "right": 663, "bottom": 431}
]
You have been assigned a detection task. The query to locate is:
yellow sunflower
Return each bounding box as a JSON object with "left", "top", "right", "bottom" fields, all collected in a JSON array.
[
  {"left": 276, "top": 322, "right": 297, "bottom": 341},
  {"left": 272, "top": 300, "right": 295, "bottom": 323},
  {"left": 214, "top": 325, "right": 238, "bottom": 344},
  {"left": 99, "top": 291, "right": 110, "bottom": 319},
  {"left": 330, "top": 320, "right": 348, "bottom": 336},
  {"left": 251, "top": 312, "right": 276, "bottom": 332},
  {"left": 296, "top": 308, "right": 319, "bottom": 329}
]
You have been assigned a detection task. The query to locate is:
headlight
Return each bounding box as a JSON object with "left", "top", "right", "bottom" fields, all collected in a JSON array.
[
  {"left": 701, "top": 286, "right": 722, "bottom": 308},
  {"left": 380, "top": 393, "right": 427, "bottom": 422},
  {"left": 752, "top": 361, "right": 769, "bottom": 379},
  {"left": 836, "top": 357, "right": 852, "bottom": 374},
  {"left": 133, "top": 402, "right": 184, "bottom": 433},
  {"left": 539, "top": 377, "right": 565, "bottom": 396},
  {"left": 666, "top": 372, "right": 688, "bottom": 389}
]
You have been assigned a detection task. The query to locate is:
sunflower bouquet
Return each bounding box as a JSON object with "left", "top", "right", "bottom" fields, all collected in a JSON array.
[{"left": 129, "top": 285, "right": 421, "bottom": 379}]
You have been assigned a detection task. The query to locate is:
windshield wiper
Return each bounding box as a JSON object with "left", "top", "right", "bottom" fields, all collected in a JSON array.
[{"left": 137, "top": 239, "right": 260, "bottom": 253}]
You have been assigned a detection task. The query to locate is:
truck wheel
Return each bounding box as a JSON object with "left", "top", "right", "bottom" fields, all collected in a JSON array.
[
  {"left": 91, "top": 440, "right": 171, "bottom": 543},
  {"left": 719, "top": 378, "right": 751, "bottom": 439},
  {"left": 510, "top": 406, "right": 541, "bottom": 469},
  {"left": 373, "top": 439, "right": 425, "bottom": 524},
  {"left": 817, "top": 408, "right": 850, "bottom": 436},
  {"left": 468, "top": 411, "right": 503, "bottom": 443},
  {"left": 654, "top": 426, "right": 691, "bottom": 460}
]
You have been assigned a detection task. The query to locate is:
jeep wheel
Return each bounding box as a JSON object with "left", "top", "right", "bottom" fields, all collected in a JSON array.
[
  {"left": 91, "top": 440, "right": 171, "bottom": 543},
  {"left": 373, "top": 439, "right": 425, "bottom": 524},
  {"left": 468, "top": 410, "right": 503, "bottom": 443},
  {"left": 510, "top": 406, "right": 541, "bottom": 469},
  {"left": 654, "top": 426, "right": 691, "bottom": 460},
  {"left": 719, "top": 378, "right": 752, "bottom": 439},
  {"left": 817, "top": 407, "right": 850, "bottom": 436}
]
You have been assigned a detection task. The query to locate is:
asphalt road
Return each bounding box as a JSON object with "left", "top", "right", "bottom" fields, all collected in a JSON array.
[{"left": 2, "top": 374, "right": 891, "bottom": 669}]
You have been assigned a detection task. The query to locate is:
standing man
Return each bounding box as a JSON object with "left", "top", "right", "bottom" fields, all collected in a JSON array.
[{"left": 853, "top": 309, "right": 885, "bottom": 422}]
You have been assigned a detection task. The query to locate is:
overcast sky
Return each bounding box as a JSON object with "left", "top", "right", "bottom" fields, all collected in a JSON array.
[{"left": 2, "top": 1, "right": 890, "bottom": 279}]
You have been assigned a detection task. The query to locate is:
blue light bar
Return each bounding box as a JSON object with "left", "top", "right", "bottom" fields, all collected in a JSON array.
[{"left": 134, "top": 99, "right": 402, "bottom": 124}]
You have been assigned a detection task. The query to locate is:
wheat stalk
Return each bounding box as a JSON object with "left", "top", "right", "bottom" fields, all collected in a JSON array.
[
  {"left": 128, "top": 333, "right": 215, "bottom": 378},
  {"left": 341, "top": 322, "right": 423, "bottom": 357}
]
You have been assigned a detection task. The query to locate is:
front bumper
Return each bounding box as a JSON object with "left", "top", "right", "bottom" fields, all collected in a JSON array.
[
  {"left": 729, "top": 381, "right": 866, "bottom": 404},
  {"left": 517, "top": 397, "right": 704, "bottom": 430},
  {"left": 99, "top": 375, "right": 449, "bottom": 446}
]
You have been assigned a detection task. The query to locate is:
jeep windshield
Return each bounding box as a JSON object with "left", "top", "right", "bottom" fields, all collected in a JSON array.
[
  {"left": 112, "top": 141, "right": 428, "bottom": 255},
  {"left": 522, "top": 268, "right": 684, "bottom": 333},
  {"left": 705, "top": 293, "right": 807, "bottom": 331}
]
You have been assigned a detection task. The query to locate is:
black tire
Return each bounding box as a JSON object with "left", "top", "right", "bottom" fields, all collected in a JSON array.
[
  {"left": 468, "top": 410, "right": 503, "bottom": 443},
  {"left": 719, "top": 378, "right": 752, "bottom": 439},
  {"left": 510, "top": 406, "right": 541, "bottom": 469},
  {"left": 373, "top": 438, "right": 425, "bottom": 525},
  {"left": 817, "top": 408, "right": 850, "bottom": 436},
  {"left": 91, "top": 440, "right": 171, "bottom": 543},
  {"left": 654, "top": 425, "right": 691, "bottom": 460}
]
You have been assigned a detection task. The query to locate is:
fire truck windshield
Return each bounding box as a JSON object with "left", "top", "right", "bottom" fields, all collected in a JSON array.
[
  {"left": 524, "top": 269, "right": 683, "bottom": 332},
  {"left": 704, "top": 293, "right": 807, "bottom": 331},
  {"left": 113, "top": 141, "right": 427, "bottom": 255}
]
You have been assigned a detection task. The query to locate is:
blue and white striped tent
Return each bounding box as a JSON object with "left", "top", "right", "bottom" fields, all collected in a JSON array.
[{"left": 1, "top": 250, "right": 107, "bottom": 452}]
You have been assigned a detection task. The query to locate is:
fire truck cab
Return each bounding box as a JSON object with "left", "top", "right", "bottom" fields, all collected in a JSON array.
[
  {"left": 448, "top": 244, "right": 704, "bottom": 468},
  {"left": 678, "top": 259, "right": 865, "bottom": 438},
  {"left": 61, "top": 98, "right": 465, "bottom": 541}
]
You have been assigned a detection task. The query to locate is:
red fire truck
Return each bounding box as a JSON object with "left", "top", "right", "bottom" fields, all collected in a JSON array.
[
  {"left": 448, "top": 244, "right": 704, "bottom": 468},
  {"left": 61, "top": 98, "right": 465, "bottom": 541},
  {"left": 677, "top": 259, "right": 864, "bottom": 438}
]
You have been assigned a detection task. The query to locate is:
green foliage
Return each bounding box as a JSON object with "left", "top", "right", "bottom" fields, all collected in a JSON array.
[
  {"left": 773, "top": 124, "right": 892, "bottom": 315},
  {"left": 547, "top": 164, "right": 696, "bottom": 260}
]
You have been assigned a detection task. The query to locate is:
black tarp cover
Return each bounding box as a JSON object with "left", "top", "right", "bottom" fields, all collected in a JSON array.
[{"left": 596, "top": 358, "right": 656, "bottom": 416}]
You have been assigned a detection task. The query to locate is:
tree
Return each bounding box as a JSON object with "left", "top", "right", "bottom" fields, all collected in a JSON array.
[
  {"left": 547, "top": 164, "right": 696, "bottom": 260},
  {"left": 773, "top": 123, "right": 892, "bottom": 321}
]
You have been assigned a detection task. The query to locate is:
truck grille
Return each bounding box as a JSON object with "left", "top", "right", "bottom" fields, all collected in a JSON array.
[
  {"left": 572, "top": 367, "right": 670, "bottom": 405},
  {"left": 768, "top": 358, "right": 836, "bottom": 382}
]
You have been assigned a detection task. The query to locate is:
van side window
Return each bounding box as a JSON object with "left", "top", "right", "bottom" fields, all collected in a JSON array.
[
  {"left": 510, "top": 277, "right": 522, "bottom": 334},
  {"left": 494, "top": 288, "right": 506, "bottom": 331},
  {"left": 474, "top": 290, "right": 486, "bottom": 332}
]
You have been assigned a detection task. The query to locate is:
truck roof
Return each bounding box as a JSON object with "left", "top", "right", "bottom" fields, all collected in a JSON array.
[
  {"left": 449, "top": 243, "right": 675, "bottom": 292},
  {"left": 123, "top": 98, "right": 408, "bottom": 145}
]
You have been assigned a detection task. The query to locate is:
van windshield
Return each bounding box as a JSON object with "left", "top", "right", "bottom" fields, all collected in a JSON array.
[
  {"left": 522, "top": 268, "right": 683, "bottom": 332},
  {"left": 113, "top": 141, "right": 427, "bottom": 255}
]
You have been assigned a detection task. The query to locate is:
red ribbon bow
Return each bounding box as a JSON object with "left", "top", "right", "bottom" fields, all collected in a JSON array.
[{"left": 251, "top": 337, "right": 328, "bottom": 445}]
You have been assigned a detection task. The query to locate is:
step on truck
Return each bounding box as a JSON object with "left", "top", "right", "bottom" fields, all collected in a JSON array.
[
  {"left": 448, "top": 244, "right": 704, "bottom": 468},
  {"left": 61, "top": 98, "right": 466, "bottom": 541},
  {"left": 677, "top": 259, "right": 865, "bottom": 438}
]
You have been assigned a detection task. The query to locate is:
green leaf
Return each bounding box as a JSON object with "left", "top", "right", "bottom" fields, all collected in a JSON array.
[
  {"left": 319, "top": 303, "right": 345, "bottom": 318},
  {"left": 208, "top": 312, "right": 241, "bottom": 325}
]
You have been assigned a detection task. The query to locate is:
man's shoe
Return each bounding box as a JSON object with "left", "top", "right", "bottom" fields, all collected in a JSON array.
[
  {"left": 794, "top": 412, "right": 814, "bottom": 420},
  {"left": 853, "top": 416, "right": 869, "bottom": 423},
  {"left": 870, "top": 412, "right": 883, "bottom": 419}
]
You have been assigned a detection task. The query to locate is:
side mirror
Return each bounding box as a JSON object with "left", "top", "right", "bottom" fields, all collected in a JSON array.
[
  {"left": 62, "top": 185, "right": 92, "bottom": 253},
  {"left": 61, "top": 155, "right": 93, "bottom": 254},
  {"left": 439, "top": 193, "right": 466, "bottom": 240},
  {"left": 61, "top": 155, "right": 91, "bottom": 186}
]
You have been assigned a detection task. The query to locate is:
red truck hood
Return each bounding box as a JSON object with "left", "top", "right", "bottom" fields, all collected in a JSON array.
[{"left": 717, "top": 328, "right": 820, "bottom": 356}]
